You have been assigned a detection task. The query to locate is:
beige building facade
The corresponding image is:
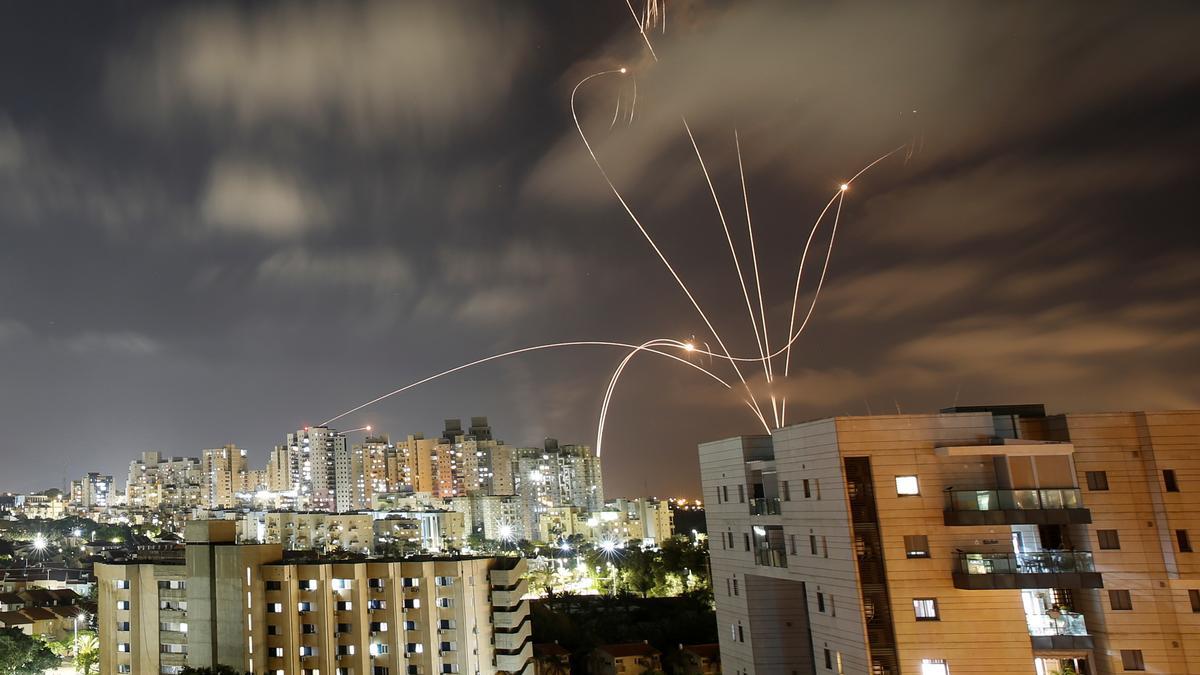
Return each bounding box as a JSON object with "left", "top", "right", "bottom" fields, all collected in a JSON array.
[
  {"left": 701, "top": 406, "right": 1199, "bottom": 675},
  {"left": 96, "top": 520, "right": 533, "bottom": 675}
]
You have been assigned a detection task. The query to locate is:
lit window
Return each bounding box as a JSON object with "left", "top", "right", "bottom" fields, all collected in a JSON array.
[
  {"left": 921, "top": 659, "right": 949, "bottom": 675},
  {"left": 913, "top": 598, "right": 939, "bottom": 621},
  {"left": 896, "top": 476, "right": 920, "bottom": 496}
]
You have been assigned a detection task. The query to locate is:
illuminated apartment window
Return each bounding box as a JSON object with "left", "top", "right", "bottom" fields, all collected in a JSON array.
[
  {"left": 1085, "top": 471, "right": 1109, "bottom": 491},
  {"left": 333, "top": 578, "right": 352, "bottom": 590},
  {"left": 913, "top": 598, "right": 939, "bottom": 621},
  {"left": 267, "top": 603, "right": 282, "bottom": 614},
  {"left": 114, "top": 580, "right": 130, "bottom": 590},
  {"left": 921, "top": 659, "right": 949, "bottom": 675},
  {"left": 1121, "top": 650, "right": 1145, "bottom": 671},
  {"left": 116, "top": 601, "right": 130, "bottom": 610},
  {"left": 895, "top": 476, "right": 920, "bottom": 496},
  {"left": 371, "top": 621, "right": 388, "bottom": 632}
]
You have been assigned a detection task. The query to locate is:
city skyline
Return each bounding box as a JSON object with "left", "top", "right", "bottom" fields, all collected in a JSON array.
[{"left": 2, "top": 1, "right": 1198, "bottom": 499}]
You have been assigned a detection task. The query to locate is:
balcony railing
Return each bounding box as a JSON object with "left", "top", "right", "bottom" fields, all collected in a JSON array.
[
  {"left": 754, "top": 548, "right": 788, "bottom": 568},
  {"left": 1026, "top": 611, "right": 1088, "bottom": 637},
  {"left": 749, "top": 497, "right": 781, "bottom": 516},
  {"left": 945, "top": 488, "right": 1082, "bottom": 512},
  {"left": 957, "top": 551, "right": 1095, "bottom": 575}
]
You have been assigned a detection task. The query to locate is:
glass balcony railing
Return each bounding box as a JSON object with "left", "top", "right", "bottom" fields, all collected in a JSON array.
[
  {"left": 749, "top": 497, "right": 781, "bottom": 516},
  {"left": 754, "top": 548, "right": 788, "bottom": 568},
  {"left": 1026, "top": 611, "right": 1089, "bottom": 637},
  {"left": 945, "top": 488, "right": 1083, "bottom": 512},
  {"left": 956, "top": 551, "right": 1096, "bottom": 575}
]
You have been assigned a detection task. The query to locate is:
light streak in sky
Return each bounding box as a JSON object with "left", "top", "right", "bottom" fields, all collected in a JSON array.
[
  {"left": 570, "top": 69, "right": 771, "bottom": 432},
  {"left": 319, "top": 5, "right": 911, "bottom": 463},
  {"left": 320, "top": 340, "right": 733, "bottom": 429},
  {"left": 683, "top": 118, "right": 773, "bottom": 426}
]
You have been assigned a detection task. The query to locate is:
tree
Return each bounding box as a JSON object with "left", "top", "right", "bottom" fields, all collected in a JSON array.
[
  {"left": 0, "top": 627, "right": 59, "bottom": 675},
  {"left": 72, "top": 632, "right": 99, "bottom": 675}
]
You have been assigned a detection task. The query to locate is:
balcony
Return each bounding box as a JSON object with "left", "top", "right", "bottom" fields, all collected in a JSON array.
[
  {"left": 494, "top": 621, "right": 531, "bottom": 651},
  {"left": 491, "top": 578, "right": 528, "bottom": 608},
  {"left": 1027, "top": 611, "right": 1094, "bottom": 652},
  {"left": 953, "top": 551, "right": 1102, "bottom": 590},
  {"left": 494, "top": 641, "right": 533, "bottom": 673},
  {"left": 749, "top": 498, "right": 781, "bottom": 516},
  {"left": 944, "top": 489, "right": 1091, "bottom": 526},
  {"left": 754, "top": 548, "right": 788, "bottom": 569}
]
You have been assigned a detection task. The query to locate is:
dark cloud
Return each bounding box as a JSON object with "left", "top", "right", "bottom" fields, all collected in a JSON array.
[{"left": 106, "top": 1, "right": 534, "bottom": 144}]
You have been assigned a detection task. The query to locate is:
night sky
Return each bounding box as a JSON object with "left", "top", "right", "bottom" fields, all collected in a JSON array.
[{"left": 1, "top": 1, "right": 1197, "bottom": 497}]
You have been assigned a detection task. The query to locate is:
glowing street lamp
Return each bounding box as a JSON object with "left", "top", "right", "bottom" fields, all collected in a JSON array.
[{"left": 32, "top": 533, "right": 47, "bottom": 552}]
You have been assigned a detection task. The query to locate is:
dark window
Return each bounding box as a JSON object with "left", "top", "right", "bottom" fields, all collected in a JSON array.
[
  {"left": 737, "top": 484, "right": 745, "bottom": 503},
  {"left": 913, "top": 598, "right": 939, "bottom": 621},
  {"left": 1098, "top": 529, "right": 1121, "bottom": 550},
  {"left": 743, "top": 533, "right": 750, "bottom": 551},
  {"left": 1189, "top": 589, "right": 1200, "bottom": 613},
  {"left": 1164, "top": 469, "right": 1179, "bottom": 492},
  {"left": 726, "top": 578, "right": 731, "bottom": 596},
  {"left": 265, "top": 580, "right": 282, "bottom": 591},
  {"left": 1121, "top": 649, "right": 1145, "bottom": 671},
  {"left": 1086, "top": 471, "right": 1109, "bottom": 491},
  {"left": 803, "top": 479, "right": 812, "bottom": 498},
  {"left": 1109, "top": 590, "right": 1133, "bottom": 611},
  {"left": 816, "top": 592, "right": 825, "bottom": 613},
  {"left": 810, "top": 535, "right": 818, "bottom": 555},
  {"left": 824, "top": 648, "right": 832, "bottom": 670},
  {"left": 905, "top": 535, "right": 930, "bottom": 558},
  {"left": 733, "top": 578, "right": 739, "bottom": 596},
  {"left": 737, "top": 623, "right": 744, "bottom": 642},
  {"left": 266, "top": 625, "right": 279, "bottom": 636},
  {"left": 337, "top": 623, "right": 351, "bottom": 633},
  {"left": 782, "top": 481, "right": 791, "bottom": 501},
  {"left": 1178, "top": 530, "right": 1193, "bottom": 553},
  {"left": 722, "top": 485, "right": 728, "bottom": 503},
  {"left": 302, "top": 623, "right": 317, "bottom": 634}
]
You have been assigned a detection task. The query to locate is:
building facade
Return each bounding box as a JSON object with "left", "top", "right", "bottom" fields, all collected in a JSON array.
[
  {"left": 96, "top": 520, "right": 533, "bottom": 675},
  {"left": 701, "top": 406, "right": 1199, "bottom": 675}
]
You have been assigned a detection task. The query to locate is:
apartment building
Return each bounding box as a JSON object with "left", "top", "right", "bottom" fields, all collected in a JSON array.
[
  {"left": 96, "top": 520, "right": 533, "bottom": 675},
  {"left": 701, "top": 406, "right": 1199, "bottom": 675}
]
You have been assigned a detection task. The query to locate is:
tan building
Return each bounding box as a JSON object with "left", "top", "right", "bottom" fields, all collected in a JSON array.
[
  {"left": 589, "top": 642, "right": 662, "bottom": 674},
  {"left": 201, "top": 444, "right": 249, "bottom": 509},
  {"left": 701, "top": 405, "right": 1200, "bottom": 675},
  {"left": 96, "top": 520, "right": 533, "bottom": 675}
]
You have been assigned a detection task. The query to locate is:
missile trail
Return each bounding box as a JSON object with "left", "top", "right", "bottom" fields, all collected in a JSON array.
[{"left": 320, "top": 340, "right": 734, "bottom": 429}]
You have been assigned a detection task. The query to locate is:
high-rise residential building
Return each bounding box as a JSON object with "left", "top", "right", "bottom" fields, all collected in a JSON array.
[
  {"left": 700, "top": 405, "right": 1200, "bottom": 675},
  {"left": 125, "top": 452, "right": 203, "bottom": 510},
  {"left": 200, "top": 444, "right": 248, "bottom": 509},
  {"left": 395, "top": 433, "right": 438, "bottom": 493},
  {"left": 272, "top": 425, "right": 346, "bottom": 511},
  {"left": 342, "top": 434, "right": 394, "bottom": 512},
  {"left": 432, "top": 418, "right": 515, "bottom": 498},
  {"left": 96, "top": 520, "right": 533, "bottom": 675},
  {"left": 71, "top": 472, "right": 114, "bottom": 511},
  {"left": 513, "top": 439, "right": 605, "bottom": 537}
]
